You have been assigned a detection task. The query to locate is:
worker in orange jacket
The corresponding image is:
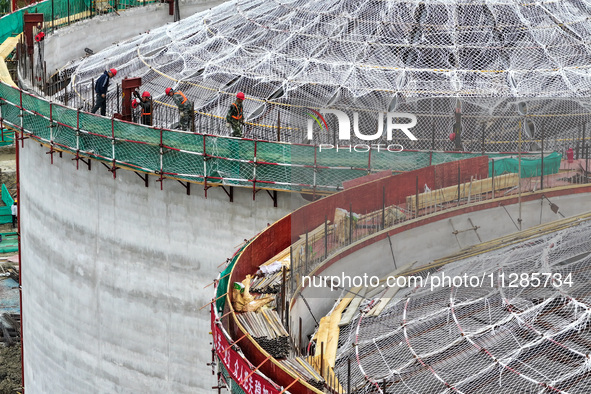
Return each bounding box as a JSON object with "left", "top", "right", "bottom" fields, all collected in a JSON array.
[
  {"left": 226, "top": 92, "right": 245, "bottom": 137},
  {"left": 165, "top": 87, "right": 193, "bottom": 131}
]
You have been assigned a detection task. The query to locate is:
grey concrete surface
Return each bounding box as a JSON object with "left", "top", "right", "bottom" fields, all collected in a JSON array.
[
  {"left": 20, "top": 141, "right": 303, "bottom": 393},
  {"left": 291, "top": 192, "right": 591, "bottom": 341},
  {"left": 44, "top": 0, "right": 225, "bottom": 75}
]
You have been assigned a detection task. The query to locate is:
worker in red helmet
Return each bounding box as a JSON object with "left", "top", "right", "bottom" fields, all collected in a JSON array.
[
  {"left": 226, "top": 92, "right": 245, "bottom": 137},
  {"left": 90, "top": 68, "right": 117, "bottom": 116},
  {"left": 132, "top": 90, "right": 153, "bottom": 126},
  {"left": 165, "top": 87, "right": 193, "bottom": 131}
]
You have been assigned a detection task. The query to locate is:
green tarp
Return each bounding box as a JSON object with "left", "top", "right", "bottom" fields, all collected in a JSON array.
[
  {"left": 216, "top": 243, "right": 249, "bottom": 315},
  {"left": 489, "top": 152, "right": 562, "bottom": 178}
]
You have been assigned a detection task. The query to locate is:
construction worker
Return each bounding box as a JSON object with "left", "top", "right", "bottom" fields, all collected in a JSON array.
[
  {"left": 226, "top": 92, "right": 245, "bottom": 137},
  {"left": 132, "top": 91, "right": 153, "bottom": 126},
  {"left": 90, "top": 68, "right": 117, "bottom": 116},
  {"left": 11, "top": 199, "right": 17, "bottom": 229},
  {"left": 165, "top": 87, "right": 193, "bottom": 131}
]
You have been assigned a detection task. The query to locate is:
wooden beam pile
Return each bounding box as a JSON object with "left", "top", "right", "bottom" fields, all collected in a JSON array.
[
  {"left": 279, "top": 357, "right": 324, "bottom": 390},
  {"left": 406, "top": 173, "right": 519, "bottom": 211},
  {"left": 236, "top": 310, "right": 290, "bottom": 359},
  {"left": 0, "top": 313, "right": 20, "bottom": 344},
  {"left": 250, "top": 271, "right": 283, "bottom": 294}
]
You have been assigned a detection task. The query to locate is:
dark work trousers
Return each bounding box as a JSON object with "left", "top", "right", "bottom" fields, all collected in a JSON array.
[
  {"left": 91, "top": 94, "right": 107, "bottom": 116},
  {"left": 141, "top": 114, "right": 152, "bottom": 126},
  {"left": 12, "top": 214, "right": 17, "bottom": 228}
]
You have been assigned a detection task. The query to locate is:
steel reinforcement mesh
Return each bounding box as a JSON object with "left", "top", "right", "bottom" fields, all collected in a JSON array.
[
  {"left": 333, "top": 218, "right": 591, "bottom": 393},
  {"left": 54, "top": 0, "right": 591, "bottom": 151},
  {"left": 1, "top": 82, "right": 544, "bottom": 192}
]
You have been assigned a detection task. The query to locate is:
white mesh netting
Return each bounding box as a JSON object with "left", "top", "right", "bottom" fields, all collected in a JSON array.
[
  {"left": 61, "top": 0, "right": 591, "bottom": 150},
  {"left": 333, "top": 217, "right": 591, "bottom": 393}
]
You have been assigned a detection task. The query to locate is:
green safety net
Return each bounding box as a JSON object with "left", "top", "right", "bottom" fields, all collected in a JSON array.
[
  {"left": 489, "top": 152, "right": 562, "bottom": 178},
  {"left": 218, "top": 363, "right": 247, "bottom": 394},
  {"left": 0, "top": 184, "right": 13, "bottom": 224},
  {"left": 216, "top": 243, "right": 248, "bottom": 315},
  {"left": 0, "top": 232, "right": 18, "bottom": 253},
  {"left": 0, "top": 82, "right": 548, "bottom": 193}
]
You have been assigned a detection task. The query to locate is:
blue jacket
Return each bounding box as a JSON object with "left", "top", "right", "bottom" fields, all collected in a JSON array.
[{"left": 95, "top": 71, "right": 110, "bottom": 95}]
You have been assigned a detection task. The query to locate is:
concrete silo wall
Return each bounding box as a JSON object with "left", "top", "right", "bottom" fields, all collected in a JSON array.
[{"left": 19, "top": 141, "right": 302, "bottom": 393}]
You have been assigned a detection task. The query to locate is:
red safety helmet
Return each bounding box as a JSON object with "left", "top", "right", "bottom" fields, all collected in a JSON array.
[
  {"left": 109, "top": 68, "right": 117, "bottom": 76},
  {"left": 165, "top": 87, "right": 173, "bottom": 95},
  {"left": 141, "top": 91, "right": 151, "bottom": 98},
  {"left": 449, "top": 132, "right": 456, "bottom": 141},
  {"left": 236, "top": 92, "right": 245, "bottom": 100},
  {"left": 131, "top": 99, "right": 139, "bottom": 109}
]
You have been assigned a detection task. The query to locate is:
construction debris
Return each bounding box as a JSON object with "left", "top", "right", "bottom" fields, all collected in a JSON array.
[
  {"left": 0, "top": 313, "right": 20, "bottom": 344},
  {"left": 232, "top": 275, "right": 274, "bottom": 312}
]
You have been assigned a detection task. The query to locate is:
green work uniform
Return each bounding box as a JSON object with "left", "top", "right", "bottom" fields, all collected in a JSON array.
[
  {"left": 226, "top": 101, "right": 244, "bottom": 137},
  {"left": 171, "top": 90, "right": 193, "bottom": 131}
]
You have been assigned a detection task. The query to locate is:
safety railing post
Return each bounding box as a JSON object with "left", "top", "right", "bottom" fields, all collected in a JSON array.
[
  {"left": 367, "top": 146, "right": 371, "bottom": 175},
  {"left": 252, "top": 140, "right": 257, "bottom": 200},
  {"left": 159, "top": 128, "right": 164, "bottom": 189},
  {"left": 382, "top": 185, "right": 385, "bottom": 229},
  {"left": 305, "top": 231, "right": 309, "bottom": 273},
  {"left": 111, "top": 117, "right": 116, "bottom": 178},
  {"left": 203, "top": 134, "right": 208, "bottom": 197},
  {"left": 349, "top": 202, "right": 353, "bottom": 245},
  {"left": 415, "top": 176, "right": 419, "bottom": 218},
  {"left": 324, "top": 215, "right": 328, "bottom": 261},
  {"left": 19, "top": 89, "right": 24, "bottom": 146},
  {"left": 191, "top": 102, "right": 195, "bottom": 132},
  {"left": 481, "top": 122, "right": 486, "bottom": 155},
  {"left": 276, "top": 111, "right": 281, "bottom": 142},
  {"left": 457, "top": 163, "right": 461, "bottom": 206},
  {"left": 75, "top": 109, "right": 81, "bottom": 169},
  {"left": 492, "top": 159, "right": 495, "bottom": 199},
  {"left": 541, "top": 120, "right": 544, "bottom": 190},
  {"left": 290, "top": 245, "right": 295, "bottom": 295},
  {"left": 49, "top": 102, "right": 54, "bottom": 163},
  {"left": 313, "top": 145, "right": 317, "bottom": 200}
]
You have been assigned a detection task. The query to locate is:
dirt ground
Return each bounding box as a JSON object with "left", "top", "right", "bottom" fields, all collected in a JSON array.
[
  {"left": 0, "top": 146, "right": 20, "bottom": 394},
  {"left": 0, "top": 344, "right": 21, "bottom": 394}
]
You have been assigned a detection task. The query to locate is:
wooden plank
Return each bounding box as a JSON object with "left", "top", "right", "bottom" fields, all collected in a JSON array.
[
  {"left": 339, "top": 287, "right": 367, "bottom": 327},
  {"left": 368, "top": 285, "right": 400, "bottom": 316},
  {"left": 407, "top": 173, "right": 519, "bottom": 211}
]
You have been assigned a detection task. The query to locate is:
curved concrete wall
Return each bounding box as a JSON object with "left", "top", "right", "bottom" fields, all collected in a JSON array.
[{"left": 19, "top": 141, "right": 303, "bottom": 393}]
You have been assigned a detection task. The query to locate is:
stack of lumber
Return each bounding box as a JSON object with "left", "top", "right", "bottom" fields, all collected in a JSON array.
[
  {"left": 236, "top": 310, "right": 290, "bottom": 359},
  {"left": 250, "top": 270, "right": 283, "bottom": 294},
  {"left": 279, "top": 357, "right": 324, "bottom": 390},
  {"left": 406, "top": 173, "right": 519, "bottom": 211},
  {"left": 0, "top": 313, "right": 20, "bottom": 344}
]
